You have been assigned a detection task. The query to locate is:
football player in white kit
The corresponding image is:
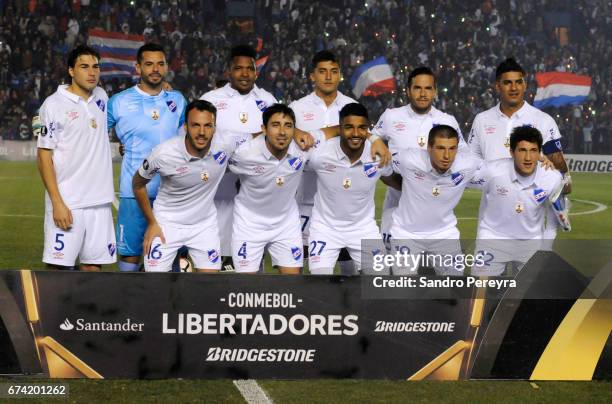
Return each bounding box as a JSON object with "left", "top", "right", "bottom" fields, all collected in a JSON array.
[
  {"left": 470, "top": 126, "right": 564, "bottom": 276},
  {"left": 133, "top": 100, "right": 247, "bottom": 272},
  {"left": 199, "top": 45, "right": 277, "bottom": 265},
  {"left": 306, "top": 103, "right": 397, "bottom": 275},
  {"left": 289, "top": 50, "right": 358, "bottom": 274},
  {"left": 371, "top": 67, "right": 465, "bottom": 251},
  {"left": 390, "top": 125, "right": 480, "bottom": 275},
  {"left": 468, "top": 58, "right": 571, "bottom": 245},
  {"left": 37, "top": 45, "right": 116, "bottom": 270}
]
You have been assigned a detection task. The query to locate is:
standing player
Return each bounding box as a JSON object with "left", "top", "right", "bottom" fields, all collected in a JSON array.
[
  {"left": 470, "top": 126, "right": 564, "bottom": 276},
  {"left": 108, "top": 43, "right": 187, "bottom": 272},
  {"left": 306, "top": 103, "right": 397, "bottom": 275},
  {"left": 36, "top": 45, "right": 115, "bottom": 270},
  {"left": 390, "top": 125, "right": 480, "bottom": 275},
  {"left": 371, "top": 67, "right": 465, "bottom": 250},
  {"left": 199, "top": 45, "right": 277, "bottom": 263},
  {"left": 468, "top": 58, "right": 571, "bottom": 243},
  {"left": 289, "top": 50, "right": 357, "bottom": 273},
  {"left": 133, "top": 100, "right": 246, "bottom": 272}
]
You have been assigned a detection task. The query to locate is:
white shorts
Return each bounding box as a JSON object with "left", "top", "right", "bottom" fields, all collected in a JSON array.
[
  {"left": 43, "top": 203, "right": 116, "bottom": 266},
  {"left": 380, "top": 207, "right": 395, "bottom": 252},
  {"left": 471, "top": 238, "right": 542, "bottom": 276},
  {"left": 232, "top": 232, "right": 303, "bottom": 273},
  {"left": 215, "top": 199, "right": 234, "bottom": 257},
  {"left": 145, "top": 222, "right": 221, "bottom": 272},
  {"left": 308, "top": 221, "right": 384, "bottom": 275},
  {"left": 298, "top": 203, "right": 313, "bottom": 247},
  {"left": 389, "top": 226, "right": 463, "bottom": 276}
]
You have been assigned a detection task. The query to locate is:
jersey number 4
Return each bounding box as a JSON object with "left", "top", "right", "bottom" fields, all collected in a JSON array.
[{"left": 238, "top": 242, "right": 247, "bottom": 259}]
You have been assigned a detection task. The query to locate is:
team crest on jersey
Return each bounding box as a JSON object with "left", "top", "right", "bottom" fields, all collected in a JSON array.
[
  {"left": 363, "top": 163, "right": 378, "bottom": 178},
  {"left": 239, "top": 112, "right": 248, "bottom": 123},
  {"left": 108, "top": 243, "right": 116, "bottom": 257},
  {"left": 96, "top": 99, "right": 106, "bottom": 112},
  {"left": 533, "top": 188, "right": 548, "bottom": 204},
  {"left": 151, "top": 109, "right": 160, "bottom": 120},
  {"left": 291, "top": 246, "right": 302, "bottom": 261},
  {"left": 417, "top": 136, "right": 426, "bottom": 147},
  {"left": 166, "top": 100, "right": 177, "bottom": 112},
  {"left": 275, "top": 176, "right": 285, "bottom": 186},
  {"left": 207, "top": 249, "right": 220, "bottom": 263},
  {"left": 515, "top": 202, "right": 524, "bottom": 213},
  {"left": 255, "top": 100, "right": 268, "bottom": 112},
  {"left": 451, "top": 172, "right": 464, "bottom": 186},
  {"left": 213, "top": 151, "right": 227, "bottom": 165},
  {"left": 504, "top": 136, "right": 510, "bottom": 148},
  {"left": 303, "top": 112, "right": 315, "bottom": 121},
  {"left": 343, "top": 178, "right": 352, "bottom": 189},
  {"left": 90, "top": 119, "right": 97, "bottom": 129},
  {"left": 288, "top": 156, "right": 303, "bottom": 171},
  {"left": 432, "top": 186, "right": 441, "bottom": 197},
  {"left": 201, "top": 171, "right": 209, "bottom": 182}
]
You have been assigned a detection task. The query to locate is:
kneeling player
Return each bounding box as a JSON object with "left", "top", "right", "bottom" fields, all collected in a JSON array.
[
  {"left": 470, "top": 126, "right": 564, "bottom": 276},
  {"left": 307, "top": 103, "right": 396, "bottom": 275},
  {"left": 133, "top": 100, "right": 244, "bottom": 272}
]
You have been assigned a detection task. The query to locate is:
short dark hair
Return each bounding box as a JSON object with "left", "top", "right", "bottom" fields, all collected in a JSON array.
[
  {"left": 262, "top": 104, "right": 295, "bottom": 127},
  {"left": 495, "top": 58, "right": 525, "bottom": 80},
  {"left": 67, "top": 45, "right": 100, "bottom": 68},
  {"left": 510, "top": 125, "right": 542, "bottom": 151},
  {"left": 228, "top": 45, "right": 257, "bottom": 66},
  {"left": 408, "top": 66, "right": 436, "bottom": 88},
  {"left": 312, "top": 50, "right": 338, "bottom": 70},
  {"left": 339, "top": 103, "right": 369, "bottom": 122},
  {"left": 428, "top": 124, "right": 458, "bottom": 146},
  {"left": 185, "top": 100, "right": 217, "bottom": 122},
  {"left": 137, "top": 43, "right": 166, "bottom": 64}
]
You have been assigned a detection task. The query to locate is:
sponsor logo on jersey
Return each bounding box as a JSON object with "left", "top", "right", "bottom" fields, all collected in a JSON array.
[
  {"left": 176, "top": 166, "right": 189, "bottom": 174},
  {"left": 323, "top": 163, "right": 336, "bottom": 172},
  {"left": 255, "top": 100, "right": 268, "bottom": 111},
  {"left": 166, "top": 100, "right": 177, "bottom": 112},
  {"left": 363, "top": 163, "right": 378, "bottom": 178},
  {"left": 96, "top": 99, "right": 106, "bottom": 112},
  {"left": 496, "top": 185, "right": 509, "bottom": 196},
  {"left": 288, "top": 156, "right": 303, "bottom": 171},
  {"left": 215, "top": 101, "right": 228, "bottom": 110},
  {"left": 393, "top": 122, "right": 406, "bottom": 131},
  {"left": 208, "top": 249, "right": 220, "bottom": 263},
  {"left": 451, "top": 172, "right": 464, "bottom": 185},
  {"left": 67, "top": 110, "right": 79, "bottom": 121},
  {"left": 414, "top": 171, "right": 426, "bottom": 180},
  {"left": 485, "top": 125, "right": 496, "bottom": 134},
  {"left": 253, "top": 165, "right": 265, "bottom": 174},
  {"left": 291, "top": 246, "right": 302, "bottom": 261},
  {"left": 143, "top": 159, "right": 150, "bottom": 170},
  {"left": 108, "top": 243, "right": 116, "bottom": 257},
  {"left": 533, "top": 188, "right": 548, "bottom": 203},
  {"left": 303, "top": 112, "right": 315, "bottom": 121},
  {"left": 213, "top": 151, "right": 227, "bottom": 165}
]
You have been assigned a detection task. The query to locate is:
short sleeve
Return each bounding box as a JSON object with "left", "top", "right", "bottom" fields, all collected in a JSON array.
[
  {"left": 36, "top": 102, "right": 59, "bottom": 150},
  {"left": 371, "top": 110, "right": 388, "bottom": 140},
  {"left": 138, "top": 148, "right": 164, "bottom": 179},
  {"left": 178, "top": 94, "right": 187, "bottom": 127},
  {"left": 107, "top": 94, "right": 118, "bottom": 132},
  {"left": 467, "top": 115, "right": 483, "bottom": 159},
  {"left": 541, "top": 116, "right": 563, "bottom": 155}
]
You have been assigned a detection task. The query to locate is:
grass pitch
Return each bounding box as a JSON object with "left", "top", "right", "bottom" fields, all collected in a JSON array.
[{"left": 0, "top": 161, "right": 611, "bottom": 402}]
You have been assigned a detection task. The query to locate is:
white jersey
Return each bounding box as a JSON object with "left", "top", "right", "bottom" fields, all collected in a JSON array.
[
  {"left": 470, "top": 159, "right": 563, "bottom": 239},
  {"left": 138, "top": 132, "right": 246, "bottom": 227},
  {"left": 308, "top": 136, "right": 392, "bottom": 231},
  {"left": 290, "top": 91, "right": 356, "bottom": 206},
  {"left": 37, "top": 85, "right": 114, "bottom": 210},
  {"left": 200, "top": 83, "right": 277, "bottom": 201},
  {"left": 228, "top": 135, "right": 316, "bottom": 241},
  {"left": 371, "top": 104, "right": 465, "bottom": 210},
  {"left": 391, "top": 149, "right": 481, "bottom": 236},
  {"left": 468, "top": 102, "right": 562, "bottom": 161}
]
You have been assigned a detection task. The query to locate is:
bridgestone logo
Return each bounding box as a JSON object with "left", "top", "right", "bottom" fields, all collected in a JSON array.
[
  {"left": 374, "top": 321, "right": 455, "bottom": 333},
  {"left": 206, "top": 347, "right": 316, "bottom": 362}
]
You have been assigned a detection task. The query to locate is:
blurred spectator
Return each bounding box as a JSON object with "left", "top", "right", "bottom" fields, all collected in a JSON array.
[{"left": 0, "top": 0, "right": 609, "bottom": 154}]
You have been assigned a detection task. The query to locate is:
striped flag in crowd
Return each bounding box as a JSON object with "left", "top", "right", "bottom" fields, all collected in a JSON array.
[
  {"left": 350, "top": 57, "right": 396, "bottom": 98},
  {"left": 256, "top": 55, "right": 269, "bottom": 75},
  {"left": 87, "top": 29, "right": 145, "bottom": 79},
  {"left": 533, "top": 72, "right": 592, "bottom": 109}
]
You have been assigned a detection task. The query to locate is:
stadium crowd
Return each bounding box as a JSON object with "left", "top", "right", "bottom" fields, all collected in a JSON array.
[{"left": 0, "top": 0, "right": 609, "bottom": 154}]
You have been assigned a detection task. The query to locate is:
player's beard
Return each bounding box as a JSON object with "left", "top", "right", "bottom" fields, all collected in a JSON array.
[
  {"left": 141, "top": 74, "right": 164, "bottom": 92},
  {"left": 411, "top": 101, "right": 433, "bottom": 114}
]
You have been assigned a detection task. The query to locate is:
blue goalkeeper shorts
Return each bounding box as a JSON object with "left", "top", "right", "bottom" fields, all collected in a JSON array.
[{"left": 116, "top": 197, "right": 154, "bottom": 257}]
